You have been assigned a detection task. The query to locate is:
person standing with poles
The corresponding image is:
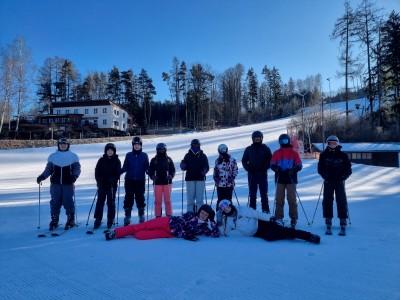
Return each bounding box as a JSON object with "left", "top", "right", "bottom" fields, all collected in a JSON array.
[
  {"left": 213, "top": 144, "right": 238, "bottom": 210},
  {"left": 242, "top": 131, "right": 272, "bottom": 213},
  {"left": 36, "top": 138, "right": 81, "bottom": 231},
  {"left": 270, "top": 134, "right": 302, "bottom": 228},
  {"left": 318, "top": 135, "right": 352, "bottom": 236},
  {"left": 121, "top": 136, "right": 149, "bottom": 225},
  {"left": 180, "top": 139, "right": 209, "bottom": 213},
  {"left": 148, "top": 143, "right": 175, "bottom": 218},
  {"left": 93, "top": 143, "right": 121, "bottom": 229}
]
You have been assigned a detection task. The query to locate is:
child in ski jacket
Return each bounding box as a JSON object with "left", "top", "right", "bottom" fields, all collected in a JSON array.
[
  {"left": 218, "top": 200, "right": 320, "bottom": 244},
  {"left": 148, "top": 143, "right": 176, "bottom": 217},
  {"left": 120, "top": 136, "right": 149, "bottom": 224},
  {"left": 270, "top": 134, "right": 302, "bottom": 228},
  {"left": 241, "top": 131, "right": 272, "bottom": 213},
  {"left": 180, "top": 139, "right": 209, "bottom": 213},
  {"left": 105, "top": 204, "right": 220, "bottom": 241},
  {"left": 318, "top": 135, "right": 352, "bottom": 235},
  {"left": 36, "top": 138, "right": 81, "bottom": 230},
  {"left": 213, "top": 144, "right": 238, "bottom": 211},
  {"left": 94, "top": 143, "right": 121, "bottom": 229}
]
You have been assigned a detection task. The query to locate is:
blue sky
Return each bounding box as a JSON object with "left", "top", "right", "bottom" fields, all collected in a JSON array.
[{"left": 1, "top": 0, "right": 399, "bottom": 101}]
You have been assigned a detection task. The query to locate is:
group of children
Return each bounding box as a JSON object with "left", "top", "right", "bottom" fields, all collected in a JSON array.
[{"left": 36, "top": 131, "right": 351, "bottom": 241}]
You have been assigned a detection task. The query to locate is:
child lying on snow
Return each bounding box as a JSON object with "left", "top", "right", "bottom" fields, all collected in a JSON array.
[
  {"left": 105, "top": 204, "right": 219, "bottom": 241},
  {"left": 218, "top": 200, "right": 320, "bottom": 244}
]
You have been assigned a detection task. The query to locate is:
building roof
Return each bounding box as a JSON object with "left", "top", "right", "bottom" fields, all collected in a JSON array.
[
  {"left": 52, "top": 100, "right": 127, "bottom": 111},
  {"left": 314, "top": 143, "right": 400, "bottom": 153}
]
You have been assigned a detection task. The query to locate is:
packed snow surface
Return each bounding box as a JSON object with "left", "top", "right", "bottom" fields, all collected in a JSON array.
[{"left": 1, "top": 116, "right": 399, "bottom": 300}]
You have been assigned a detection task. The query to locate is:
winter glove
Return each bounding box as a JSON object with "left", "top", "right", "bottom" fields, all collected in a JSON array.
[
  {"left": 180, "top": 161, "right": 187, "bottom": 171},
  {"left": 71, "top": 176, "right": 77, "bottom": 183},
  {"left": 167, "top": 175, "right": 173, "bottom": 182},
  {"left": 36, "top": 175, "right": 45, "bottom": 184},
  {"left": 288, "top": 168, "right": 296, "bottom": 178}
]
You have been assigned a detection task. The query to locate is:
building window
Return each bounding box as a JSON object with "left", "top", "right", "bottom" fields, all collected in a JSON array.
[
  {"left": 117, "top": 110, "right": 119, "bottom": 116},
  {"left": 123, "top": 123, "right": 125, "bottom": 129},
  {"left": 94, "top": 108, "right": 98, "bottom": 114},
  {"left": 114, "top": 121, "right": 119, "bottom": 126},
  {"left": 65, "top": 109, "right": 70, "bottom": 114},
  {"left": 103, "top": 119, "right": 107, "bottom": 125},
  {"left": 362, "top": 153, "right": 372, "bottom": 159},
  {"left": 103, "top": 108, "right": 107, "bottom": 113},
  {"left": 85, "top": 109, "right": 89, "bottom": 114},
  {"left": 123, "top": 113, "right": 125, "bottom": 118},
  {"left": 74, "top": 109, "right": 79, "bottom": 114},
  {"left": 56, "top": 110, "right": 61, "bottom": 115},
  {"left": 114, "top": 109, "right": 117, "bottom": 115},
  {"left": 94, "top": 119, "right": 98, "bottom": 124}
]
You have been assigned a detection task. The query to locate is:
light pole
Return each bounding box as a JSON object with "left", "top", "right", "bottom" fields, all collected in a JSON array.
[{"left": 326, "top": 77, "right": 332, "bottom": 120}]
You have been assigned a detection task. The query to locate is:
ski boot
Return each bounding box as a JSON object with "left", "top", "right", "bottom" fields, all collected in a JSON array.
[
  {"left": 139, "top": 215, "right": 145, "bottom": 223},
  {"left": 309, "top": 234, "right": 321, "bottom": 244},
  {"left": 105, "top": 230, "right": 116, "bottom": 241},
  {"left": 338, "top": 219, "right": 347, "bottom": 236},
  {"left": 94, "top": 219, "right": 101, "bottom": 229},
  {"left": 49, "top": 215, "right": 59, "bottom": 231},
  {"left": 107, "top": 219, "right": 114, "bottom": 229},
  {"left": 64, "top": 214, "right": 75, "bottom": 230},
  {"left": 325, "top": 218, "right": 332, "bottom": 235},
  {"left": 290, "top": 219, "right": 297, "bottom": 229}
]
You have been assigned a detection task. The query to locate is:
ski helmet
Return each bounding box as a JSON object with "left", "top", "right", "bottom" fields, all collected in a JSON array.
[
  {"left": 132, "top": 136, "right": 142, "bottom": 146},
  {"left": 252, "top": 131, "right": 263, "bottom": 142},
  {"left": 218, "top": 144, "right": 228, "bottom": 154},
  {"left": 156, "top": 143, "right": 167, "bottom": 152},
  {"left": 198, "top": 204, "right": 215, "bottom": 221},
  {"left": 104, "top": 143, "right": 116, "bottom": 154},
  {"left": 326, "top": 135, "right": 339, "bottom": 143},
  {"left": 218, "top": 199, "right": 232, "bottom": 211},
  {"left": 191, "top": 139, "right": 200, "bottom": 146},
  {"left": 278, "top": 134, "right": 291, "bottom": 146},
  {"left": 57, "top": 138, "right": 70, "bottom": 151}
]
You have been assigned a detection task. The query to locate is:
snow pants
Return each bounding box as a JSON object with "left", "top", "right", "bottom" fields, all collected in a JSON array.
[
  {"left": 115, "top": 217, "right": 174, "bottom": 240},
  {"left": 124, "top": 179, "right": 146, "bottom": 217},
  {"left": 50, "top": 184, "right": 74, "bottom": 216},
  {"left": 248, "top": 173, "right": 269, "bottom": 212},
  {"left": 154, "top": 184, "right": 172, "bottom": 217},
  {"left": 94, "top": 186, "right": 117, "bottom": 223},
  {"left": 216, "top": 186, "right": 233, "bottom": 205},
  {"left": 186, "top": 181, "right": 205, "bottom": 213},
  {"left": 322, "top": 180, "right": 348, "bottom": 220},
  {"left": 274, "top": 183, "right": 298, "bottom": 222},
  {"left": 254, "top": 220, "right": 314, "bottom": 242}
]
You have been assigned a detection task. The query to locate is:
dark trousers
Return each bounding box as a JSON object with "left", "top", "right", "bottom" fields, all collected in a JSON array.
[
  {"left": 94, "top": 186, "right": 117, "bottom": 222},
  {"left": 216, "top": 186, "right": 233, "bottom": 209},
  {"left": 322, "top": 181, "right": 348, "bottom": 220},
  {"left": 124, "top": 179, "right": 146, "bottom": 217},
  {"left": 254, "top": 220, "right": 313, "bottom": 242},
  {"left": 248, "top": 173, "right": 269, "bottom": 211},
  {"left": 50, "top": 184, "right": 74, "bottom": 216}
]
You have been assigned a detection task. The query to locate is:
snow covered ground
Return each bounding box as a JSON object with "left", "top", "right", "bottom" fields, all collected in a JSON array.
[{"left": 1, "top": 116, "right": 400, "bottom": 300}]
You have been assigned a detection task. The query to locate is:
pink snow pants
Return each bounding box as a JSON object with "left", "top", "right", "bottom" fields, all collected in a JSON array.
[
  {"left": 115, "top": 217, "right": 173, "bottom": 240},
  {"left": 154, "top": 184, "right": 172, "bottom": 217}
]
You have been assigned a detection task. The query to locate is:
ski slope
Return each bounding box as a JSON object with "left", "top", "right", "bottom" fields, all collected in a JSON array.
[{"left": 0, "top": 117, "right": 399, "bottom": 300}]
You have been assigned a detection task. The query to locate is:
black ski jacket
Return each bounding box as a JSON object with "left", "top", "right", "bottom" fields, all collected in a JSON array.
[
  {"left": 95, "top": 154, "right": 121, "bottom": 188},
  {"left": 242, "top": 143, "right": 272, "bottom": 174},
  {"left": 318, "top": 145, "right": 352, "bottom": 182},
  {"left": 148, "top": 154, "right": 176, "bottom": 185},
  {"left": 180, "top": 150, "right": 209, "bottom": 181}
]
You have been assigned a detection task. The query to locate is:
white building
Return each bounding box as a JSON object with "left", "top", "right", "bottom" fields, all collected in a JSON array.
[{"left": 51, "top": 100, "right": 131, "bottom": 132}]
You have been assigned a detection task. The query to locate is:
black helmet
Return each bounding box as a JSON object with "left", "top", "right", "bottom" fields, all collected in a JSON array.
[
  {"left": 191, "top": 139, "right": 200, "bottom": 146},
  {"left": 104, "top": 143, "right": 116, "bottom": 154},
  {"left": 218, "top": 144, "right": 228, "bottom": 154},
  {"left": 156, "top": 143, "right": 167, "bottom": 151},
  {"left": 198, "top": 204, "right": 215, "bottom": 221},
  {"left": 132, "top": 136, "right": 142, "bottom": 146},
  {"left": 252, "top": 131, "right": 263, "bottom": 142},
  {"left": 278, "top": 134, "right": 291, "bottom": 146},
  {"left": 57, "top": 138, "right": 70, "bottom": 151}
]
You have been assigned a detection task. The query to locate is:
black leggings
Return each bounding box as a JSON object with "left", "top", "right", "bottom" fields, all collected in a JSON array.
[{"left": 254, "top": 220, "right": 313, "bottom": 242}]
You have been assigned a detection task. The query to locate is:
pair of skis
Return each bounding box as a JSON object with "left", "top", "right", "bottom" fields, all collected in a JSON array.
[{"left": 37, "top": 225, "right": 75, "bottom": 238}]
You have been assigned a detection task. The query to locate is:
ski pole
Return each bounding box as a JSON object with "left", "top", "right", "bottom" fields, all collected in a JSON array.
[
  {"left": 272, "top": 175, "right": 279, "bottom": 216},
  {"left": 146, "top": 175, "right": 150, "bottom": 220},
  {"left": 181, "top": 171, "right": 184, "bottom": 215},
  {"left": 210, "top": 184, "right": 216, "bottom": 206},
  {"left": 204, "top": 176, "right": 208, "bottom": 205},
  {"left": 116, "top": 179, "right": 120, "bottom": 225},
  {"left": 295, "top": 189, "right": 310, "bottom": 225},
  {"left": 37, "top": 182, "right": 42, "bottom": 229},
  {"left": 311, "top": 182, "right": 324, "bottom": 225},
  {"left": 86, "top": 190, "right": 98, "bottom": 227},
  {"left": 233, "top": 187, "right": 240, "bottom": 206},
  {"left": 73, "top": 186, "right": 78, "bottom": 226}
]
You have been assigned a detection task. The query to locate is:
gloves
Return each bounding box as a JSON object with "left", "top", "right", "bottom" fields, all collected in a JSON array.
[
  {"left": 36, "top": 175, "right": 45, "bottom": 184},
  {"left": 167, "top": 175, "right": 173, "bottom": 182},
  {"left": 71, "top": 176, "right": 77, "bottom": 183},
  {"left": 288, "top": 168, "right": 296, "bottom": 178},
  {"left": 180, "top": 161, "right": 187, "bottom": 171}
]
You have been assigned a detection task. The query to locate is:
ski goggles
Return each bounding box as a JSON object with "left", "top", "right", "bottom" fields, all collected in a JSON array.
[{"left": 327, "top": 141, "right": 338, "bottom": 147}]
